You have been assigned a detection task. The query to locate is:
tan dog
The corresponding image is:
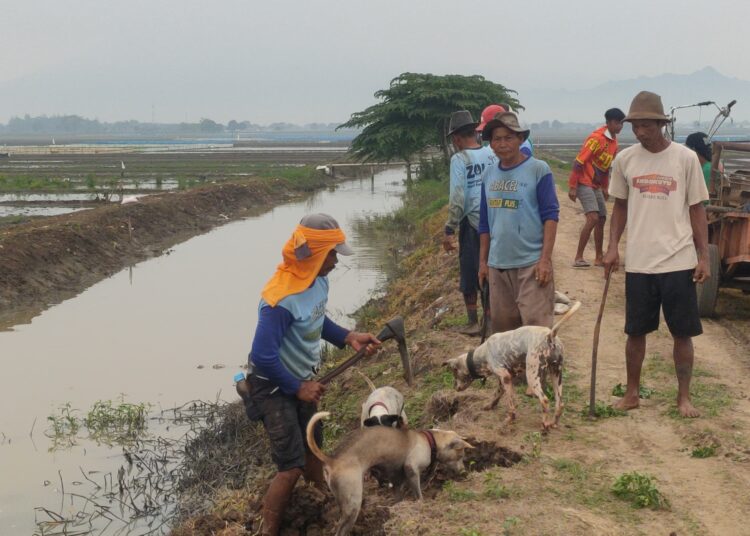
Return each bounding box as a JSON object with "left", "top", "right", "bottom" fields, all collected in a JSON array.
[
  {"left": 443, "top": 302, "right": 581, "bottom": 430},
  {"left": 305, "top": 411, "right": 472, "bottom": 536}
]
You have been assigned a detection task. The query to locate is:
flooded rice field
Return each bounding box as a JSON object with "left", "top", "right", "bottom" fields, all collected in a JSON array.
[{"left": 0, "top": 168, "right": 405, "bottom": 535}]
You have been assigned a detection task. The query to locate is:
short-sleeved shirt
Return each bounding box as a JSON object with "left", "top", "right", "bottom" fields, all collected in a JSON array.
[
  {"left": 609, "top": 142, "right": 709, "bottom": 274},
  {"left": 446, "top": 145, "right": 496, "bottom": 233},
  {"left": 568, "top": 126, "right": 617, "bottom": 191}
]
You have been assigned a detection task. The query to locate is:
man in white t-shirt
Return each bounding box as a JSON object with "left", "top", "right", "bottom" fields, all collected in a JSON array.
[{"left": 603, "top": 91, "right": 710, "bottom": 418}]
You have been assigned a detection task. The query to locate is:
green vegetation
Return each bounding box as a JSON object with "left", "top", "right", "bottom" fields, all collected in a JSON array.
[
  {"left": 482, "top": 471, "right": 511, "bottom": 499},
  {"left": 339, "top": 72, "right": 521, "bottom": 167},
  {"left": 442, "top": 480, "right": 477, "bottom": 502},
  {"left": 45, "top": 398, "right": 150, "bottom": 449},
  {"left": 611, "top": 471, "right": 669, "bottom": 510},
  {"left": 84, "top": 398, "right": 149, "bottom": 444},
  {"left": 583, "top": 401, "right": 627, "bottom": 418},
  {"left": 691, "top": 445, "right": 717, "bottom": 458},
  {"left": 612, "top": 383, "right": 655, "bottom": 399}
]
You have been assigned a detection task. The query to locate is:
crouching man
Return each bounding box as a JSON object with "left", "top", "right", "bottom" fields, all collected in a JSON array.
[{"left": 244, "top": 213, "right": 380, "bottom": 535}]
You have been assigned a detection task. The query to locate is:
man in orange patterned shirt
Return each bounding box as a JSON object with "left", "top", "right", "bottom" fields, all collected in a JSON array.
[{"left": 568, "top": 108, "right": 625, "bottom": 267}]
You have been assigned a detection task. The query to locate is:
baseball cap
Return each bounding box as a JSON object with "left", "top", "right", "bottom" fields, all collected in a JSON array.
[{"left": 299, "top": 213, "right": 354, "bottom": 255}]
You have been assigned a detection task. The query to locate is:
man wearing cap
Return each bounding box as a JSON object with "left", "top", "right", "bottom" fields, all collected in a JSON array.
[
  {"left": 568, "top": 108, "right": 625, "bottom": 268},
  {"left": 245, "top": 213, "right": 381, "bottom": 535},
  {"left": 478, "top": 111, "right": 560, "bottom": 333},
  {"left": 603, "top": 91, "right": 710, "bottom": 418},
  {"left": 444, "top": 110, "right": 496, "bottom": 335}
]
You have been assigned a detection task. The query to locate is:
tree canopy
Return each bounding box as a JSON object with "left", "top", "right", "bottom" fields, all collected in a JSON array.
[{"left": 338, "top": 73, "right": 522, "bottom": 163}]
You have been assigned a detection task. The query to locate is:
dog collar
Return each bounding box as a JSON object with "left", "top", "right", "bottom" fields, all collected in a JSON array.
[
  {"left": 367, "top": 401, "right": 389, "bottom": 416},
  {"left": 466, "top": 349, "right": 485, "bottom": 380},
  {"left": 420, "top": 430, "right": 438, "bottom": 474}
]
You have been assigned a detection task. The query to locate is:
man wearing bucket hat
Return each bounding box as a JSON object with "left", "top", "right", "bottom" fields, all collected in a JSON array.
[
  {"left": 476, "top": 104, "right": 534, "bottom": 157},
  {"left": 603, "top": 91, "right": 710, "bottom": 418},
  {"left": 477, "top": 111, "right": 560, "bottom": 333},
  {"left": 444, "top": 110, "right": 496, "bottom": 335},
  {"left": 245, "top": 213, "right": 381, "bottom": 535}
]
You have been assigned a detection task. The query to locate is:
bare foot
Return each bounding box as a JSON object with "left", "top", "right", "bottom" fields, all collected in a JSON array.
[
  {"left": 677, "top": 398, "right": 701, "bottom": 418},
  {"left": 613, "top": 396, "right": 640, "bottom": 411}
]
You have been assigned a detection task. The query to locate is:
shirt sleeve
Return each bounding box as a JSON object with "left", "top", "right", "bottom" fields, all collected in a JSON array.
[
  {"left": 322, "top": 316, "right": 349, "bottom": 348},
  {"left": 445, "top": 154, "right": 466, "bottom": 235},
  {"left": 685, "top": 150, "right": 709, "bottom": 205},
  {"left": 536, "top": 173, "right": 560, "bottom": 222},
  {"left": 568, "top": 162, "right": 584, "bottom": 189},
  {"left": 478, "top": 181, "right": 489, "bottom": 234},
  {"left": 521, "top": 140, "right": 533, "bottom": 157},
  {"left": 608, "top": 154, "right": 629, "bottom": 200},
  {"left": 249, "top": 305, "right": 301, "bottom": 395}
]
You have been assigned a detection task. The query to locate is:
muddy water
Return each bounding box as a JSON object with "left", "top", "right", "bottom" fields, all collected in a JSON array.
[{"left": 0, "top": 169, "right": 406, "bottom": 534}]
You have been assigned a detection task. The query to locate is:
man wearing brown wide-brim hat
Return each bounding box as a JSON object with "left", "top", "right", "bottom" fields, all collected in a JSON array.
[{"left": 603, "top": 90, "right": 710, "bottom": 419}]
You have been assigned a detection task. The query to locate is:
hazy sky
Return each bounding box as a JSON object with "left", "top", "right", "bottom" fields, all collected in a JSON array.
[{"left": 1, "top": 0, "right": 748, "bottom": 124}]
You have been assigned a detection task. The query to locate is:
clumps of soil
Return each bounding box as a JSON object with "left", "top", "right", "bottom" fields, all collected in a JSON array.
[
  {"left": 425, "top": 390, "right": 481, "bottom": 421},
  {"left": 463, "top": 437, "right": 523, "bottom": 471}
]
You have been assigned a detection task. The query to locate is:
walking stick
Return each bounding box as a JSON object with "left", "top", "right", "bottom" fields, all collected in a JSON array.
[
  {"left": 589, "top": 270, "right": 612, "bottom": 418},
  {"left": 480, "top": 280, "right": 490, "bottom": 343}
]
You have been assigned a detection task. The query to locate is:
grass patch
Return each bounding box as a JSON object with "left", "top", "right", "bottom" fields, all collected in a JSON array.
[
  {"left": 612, "top": 383, "right": 655, "bottom": 399},
  {"left": 582, "top": 401, "right": 627, "bottom": 418},
  {"left": 404, "top": 368, "right": 455, "bottom": 427},
  {"left": 691, "top": 445, "right": 717, "bottom": 458},
  {"left": 84, "top": 398, "right": 149, "bottom": 445},
  {"left": 442, "top": 480, "right": 476, "bottom": 501},
  {"left": 482, "top": 471, "right": 511, "bottom": 499},
  {"left": 611, "top": 471, "right": 669, "bottom": 510}
]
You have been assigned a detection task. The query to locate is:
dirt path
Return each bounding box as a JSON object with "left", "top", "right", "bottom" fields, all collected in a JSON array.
[{"left": 378, "top": 192, "right": 750, "bottom": 536}]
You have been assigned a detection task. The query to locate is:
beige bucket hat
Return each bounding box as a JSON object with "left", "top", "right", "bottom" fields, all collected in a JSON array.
[
  {"left": 624, "top": 91, "right": 670, "bottom": 122},
  {"left": 481, "top": 111, "right": 530, "bottom": 141}
]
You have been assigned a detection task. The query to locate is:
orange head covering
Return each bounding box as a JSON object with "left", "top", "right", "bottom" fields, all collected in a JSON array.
[{"left": 261, "top": 215, "right": 351, "bottom": 306}]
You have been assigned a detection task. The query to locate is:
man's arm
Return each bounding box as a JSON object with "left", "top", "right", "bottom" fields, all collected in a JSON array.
[
  {"left": 323, "top": 316, "right": 381, "bottom": 355},
  {"left": 478, "top": 183, "right": 490, "bottom": 285},
  {"left": 444, "top": 156, "right": 466, "bottom": 251},
  {"left": 689, "top": 202, "right": 710, "bottom": 283},
  {"left": 535, "top": 172, "right": 559, "bottom": 286},
  {"left": 603, "top": 197, "right": 628, "bottom": 276}
]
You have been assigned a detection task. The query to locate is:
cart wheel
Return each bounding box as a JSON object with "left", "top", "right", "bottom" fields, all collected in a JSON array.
[{"left": 696, "top": 244, "right": 720, "bottom": 317}]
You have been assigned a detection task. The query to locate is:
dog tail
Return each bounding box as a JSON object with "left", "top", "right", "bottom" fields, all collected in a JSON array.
[
  {"left": 306, "top": 411, "right": 333, "bottom": 465},
  {"left": 550, "top": 300, "right": 581, "bottom": 337},
  {"left": 354, "top": 368, "right": 377, "bottom": 392}
]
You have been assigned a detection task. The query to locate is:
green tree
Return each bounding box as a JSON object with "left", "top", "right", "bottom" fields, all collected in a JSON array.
[{"left": 338, "top": 73, "right": 522, "bottom": 173}]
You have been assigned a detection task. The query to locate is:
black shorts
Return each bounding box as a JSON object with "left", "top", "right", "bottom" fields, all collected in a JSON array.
[
  {"left": 244, "top": 375, "right": 322, "bottom": 472},
  {"left": 458, "top": 218, "right": 480, "bottom": 295},
  {"left": 625, "top": 269, "right": 703, "bottom": 337}
]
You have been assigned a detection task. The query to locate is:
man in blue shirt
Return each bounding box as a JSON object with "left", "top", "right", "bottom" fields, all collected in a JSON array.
[
  {"left": 443, "top": 110, "right": 496, "bottom": 335},
  {"left": 246, "top": 213, "right": 380, "bottom": 535},
  {"left": 478, "top": 112, "right": 560, "bottom": 332}
]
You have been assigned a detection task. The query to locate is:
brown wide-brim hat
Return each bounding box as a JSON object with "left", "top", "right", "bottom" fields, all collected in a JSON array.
[
  {"left": 481, "top": 111, "right": 530, "bottom": 141},
  {"left": 624, "top": 91, "right": 670, "bottom": 122}
]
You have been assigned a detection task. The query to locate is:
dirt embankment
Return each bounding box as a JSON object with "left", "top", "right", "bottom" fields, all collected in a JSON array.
[{"left": 0, "top": 177, "right": 334, "bottom": 327}]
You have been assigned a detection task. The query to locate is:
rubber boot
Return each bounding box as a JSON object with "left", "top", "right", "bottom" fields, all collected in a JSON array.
[
  {"left": 304, "top": 451, "right": 326, "bottom": 490},
  {"left": 260, "top": 468, "right": 302, "bottom": 536},
  {"left": 459, "top": 304, "right": 481, "bottom": 335}
]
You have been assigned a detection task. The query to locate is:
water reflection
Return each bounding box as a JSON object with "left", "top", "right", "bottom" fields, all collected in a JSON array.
[{"left": 0, "top": 168, "right": 406, "bottom": 534}]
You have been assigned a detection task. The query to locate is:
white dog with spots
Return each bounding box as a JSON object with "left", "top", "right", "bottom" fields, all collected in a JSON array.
[{"left": 443, "top": 301, "right": 581, "bottom": 430}]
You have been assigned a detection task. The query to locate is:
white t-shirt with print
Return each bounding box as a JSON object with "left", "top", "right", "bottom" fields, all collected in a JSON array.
[{"left": 609, "top": 142, "right": 708, "bottom": 274}]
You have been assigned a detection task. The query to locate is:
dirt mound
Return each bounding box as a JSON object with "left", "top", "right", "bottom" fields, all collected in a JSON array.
[
  {"left": 0, "top": 177, "right": 330, "bottom": 327},
  {"left": 463, "top": 437, "right": 523, "bottom": 471}
]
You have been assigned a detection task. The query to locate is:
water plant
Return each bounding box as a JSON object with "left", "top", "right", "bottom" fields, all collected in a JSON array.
[{"left": 84, "top": 398, "right": 149, "bottom": 443}]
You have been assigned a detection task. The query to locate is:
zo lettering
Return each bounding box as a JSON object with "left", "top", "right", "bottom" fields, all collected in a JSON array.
[{"left": 466, "top": 163, "right": 485, "bottom": 179}]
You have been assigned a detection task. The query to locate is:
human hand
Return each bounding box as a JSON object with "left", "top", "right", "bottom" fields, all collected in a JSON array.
[
  {"left": 534, "top": 257, "right": 553, "bottom": 287},
  {"left": 693, "top": 257, "right": 710, "bottom": 284},
  {"left": 478, "top": 261, "right": 489, "bottom": 287},
  {"left": 297, "top": 381, "right": 326, "bottom": 403},
  {"left": 442, "top": 234, "right": 456, "bottom": 253},
  {"left": 568, "top": 188, "right": 577, "bottom": 202},
  {"left": 603, "top": 248, "right": 619, "bottom": 277},
  {"left": 603, "top": 190, "right": 610, "bottom": 202},
  {"left": 345, "top": 331, "right": 381, "bottom": 356}
]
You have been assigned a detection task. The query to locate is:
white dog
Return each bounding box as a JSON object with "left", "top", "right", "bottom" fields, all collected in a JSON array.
[{"left": 357, "top": 372, "right": 408, "bottom": 428}]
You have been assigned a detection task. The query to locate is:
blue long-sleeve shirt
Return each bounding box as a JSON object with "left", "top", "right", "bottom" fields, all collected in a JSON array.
[
  {"left": 250, "top": 306, "right": 349, "bottom": 395},
  {"left": 478, "top": 156, "right": 559, "bottom": 269}
]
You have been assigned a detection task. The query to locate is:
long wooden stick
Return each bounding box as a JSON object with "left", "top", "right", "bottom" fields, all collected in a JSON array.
[{"left": 589, "top": 271, "right": 612, "bottom": 417}]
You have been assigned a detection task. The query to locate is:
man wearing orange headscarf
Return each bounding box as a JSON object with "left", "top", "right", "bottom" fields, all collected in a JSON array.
[{"left": 244, "top": 213, "right": 380, "bottom": 536}]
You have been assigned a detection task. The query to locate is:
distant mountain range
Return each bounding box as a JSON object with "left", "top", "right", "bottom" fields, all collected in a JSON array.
[{"left": 520, "top": 67, "right": 750, "bottom": 123}]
